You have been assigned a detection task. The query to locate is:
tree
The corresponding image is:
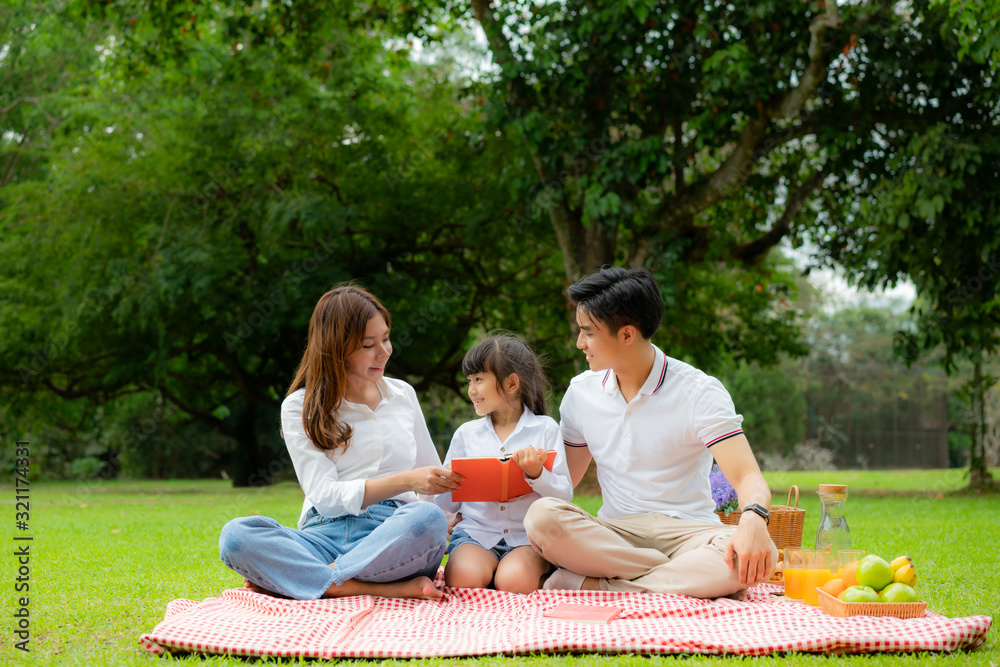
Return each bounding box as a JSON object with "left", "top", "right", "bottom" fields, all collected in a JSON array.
[
  {"left": 446, "top": 0, "right": 969, "bottom": 367},
  {"left": 0, "top": 0, "right": 568, "bottom": 484},
  {"left": 930, "top": 0, "right": 1000, "bottom": 67},
  {"left": 817, "top": 34, "right": 1000, "bottom": 492}
]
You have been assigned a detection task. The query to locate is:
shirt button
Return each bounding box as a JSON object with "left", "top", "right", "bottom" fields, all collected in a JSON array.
[
  {"left": 503, "top": 529, "right": 508, "bottom": 534},
  {"left": 626, "top": 411, "right": 632, "bottom": 417},
  {"left": 500, "top": 506, "right": 505, "bottom": 511}
]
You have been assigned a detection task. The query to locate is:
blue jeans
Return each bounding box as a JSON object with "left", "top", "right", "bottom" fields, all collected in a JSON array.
[{"left": 219, "top": 500, "right": 448, "bottom": 600}]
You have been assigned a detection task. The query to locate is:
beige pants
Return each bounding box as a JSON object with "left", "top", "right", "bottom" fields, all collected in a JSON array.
[{"left": 525, "top": 497, "right": 774, "bottom": 598}]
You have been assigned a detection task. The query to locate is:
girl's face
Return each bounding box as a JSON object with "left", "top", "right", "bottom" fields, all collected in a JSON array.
[
  {"left": 467, "top": 371, "right": 512, "bottom": 417},
  {"left": 345, "top": 315, "right": 392, "bottom": 389}
]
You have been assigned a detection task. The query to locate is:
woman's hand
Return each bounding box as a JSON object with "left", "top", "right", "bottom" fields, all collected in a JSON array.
[
  {"left": 409, "top": 466, "right": 464, "bottom": 495},
  {"left": 510, "top": 447, "right": 547, "bottom": 479}
]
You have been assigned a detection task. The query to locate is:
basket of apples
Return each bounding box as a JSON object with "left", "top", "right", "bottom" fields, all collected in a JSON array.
[{"left": 818, "top": 555, "right": 927, "bottom": 618}]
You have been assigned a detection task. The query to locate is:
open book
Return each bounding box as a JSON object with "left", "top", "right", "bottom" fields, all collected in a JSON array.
[
  {"left": 542, "top": 603, "right": 623, "bottom": 624},
  {"left": 450, "top": 451, "right": 557, "bottom": 502}
]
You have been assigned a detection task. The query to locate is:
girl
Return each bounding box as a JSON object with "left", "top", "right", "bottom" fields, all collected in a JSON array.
[
  {"left": 219, "top": 285, "right": 463, "bottom": 600},
  {"left": 435, "top": 333, "right": 573, "bottom": 594}
]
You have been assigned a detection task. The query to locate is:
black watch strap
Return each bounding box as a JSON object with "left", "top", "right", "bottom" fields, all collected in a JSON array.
[{"left": 743, "top": 503, "right": 770, "bottom": 525}]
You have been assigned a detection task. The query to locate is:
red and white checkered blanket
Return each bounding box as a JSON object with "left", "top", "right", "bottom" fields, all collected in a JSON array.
[{"left": 140, "top": 577, "right": 992, "bottom": 658}]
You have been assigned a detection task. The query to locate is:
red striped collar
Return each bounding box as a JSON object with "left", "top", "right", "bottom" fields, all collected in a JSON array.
[{"left": 600, "top": 347, "right": 669, "bottom": 396}]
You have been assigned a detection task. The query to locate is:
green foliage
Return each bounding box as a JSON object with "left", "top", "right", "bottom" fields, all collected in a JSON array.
[
  {"left": 0, "top": 0, "right": 568, "bottom": 483},
  {"left": 930, "top": 0, "right": 1000, "bottom": 66},
  {"left": 723, "top": 362, "right": 806, "bottom": 457}
]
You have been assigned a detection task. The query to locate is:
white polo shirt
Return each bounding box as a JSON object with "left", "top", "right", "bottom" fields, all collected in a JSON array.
[
  {"left": 560, "top": 345, "right": 743, "bottom": 523},
  {"left": 281, "top": 378, "right": 442, "bottom": 528}
]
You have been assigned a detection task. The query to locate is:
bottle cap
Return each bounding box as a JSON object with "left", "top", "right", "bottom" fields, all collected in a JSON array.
[{"left": 818, "top": 484, "right": 848, "bottom": 494}]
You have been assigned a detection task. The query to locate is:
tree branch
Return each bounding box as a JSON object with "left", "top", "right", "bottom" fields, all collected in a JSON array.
[
  {"left": 158, "top": 383, "right": 235, "bottom": 437},
  {"left": 768, "top": 3, "right": 843, "bottom": 120},
  {"left": 658, "top": 1, "right": 842, "bottom": 230},
  {"left": 731, "top": 169, "right": 826, "bottom": 263},
  {"left": 470, "top": 0, "right": 533, "bottom": 109},
  {"left": 0, "top": 97, "right": 41, "bottom": 116}
]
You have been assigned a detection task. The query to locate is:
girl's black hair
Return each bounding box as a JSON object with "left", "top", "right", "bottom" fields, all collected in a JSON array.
[{"left": 461, "top": 332, "right": 548, "bottom": 415}]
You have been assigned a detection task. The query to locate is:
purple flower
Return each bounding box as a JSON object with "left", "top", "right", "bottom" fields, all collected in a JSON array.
[{"left": 710, "top": 464, "right": 739, "bottom": 514}]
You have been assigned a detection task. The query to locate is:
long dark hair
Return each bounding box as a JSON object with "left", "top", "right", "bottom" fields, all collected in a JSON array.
[
  {"left": 287, "top": 284, "right": 391, "bottom": 451},
  {"left": 461, "top": 332, "right": 548, "bottom": 416}
]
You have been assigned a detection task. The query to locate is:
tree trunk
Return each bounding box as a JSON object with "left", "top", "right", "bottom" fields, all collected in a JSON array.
[
  {"left": 229, "top": 399, "right": 268, "bottom": 487},
  {"left": 967, "top": 359, "right": 995, "bottom": 492}
]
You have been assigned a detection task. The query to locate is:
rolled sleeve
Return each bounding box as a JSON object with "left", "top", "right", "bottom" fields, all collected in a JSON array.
[
  {"left": 281, "top": 392, "right": 367, "bottom": 518},
  {"left": 694, "top": 378, "right": 745, "bottom": 448},
  {"left": 559, "top": 386, "right": 588, "bottom": 448}
]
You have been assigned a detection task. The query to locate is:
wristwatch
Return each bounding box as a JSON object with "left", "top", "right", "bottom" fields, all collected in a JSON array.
[{"left": 743, "top": 503, "right": 770, "bottom": 525}]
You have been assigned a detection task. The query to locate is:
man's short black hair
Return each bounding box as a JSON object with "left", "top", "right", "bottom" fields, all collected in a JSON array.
[{"left": 567, "top": 265, "right": 664, "bottom": 339}]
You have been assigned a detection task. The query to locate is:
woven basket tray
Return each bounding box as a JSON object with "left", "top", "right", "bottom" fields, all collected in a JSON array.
[
  {"left": 716, "top": 485, "right": 806, "bottom": 549},
  {"left": 817, "top": 588, "right": 928, "bottom": 618}
]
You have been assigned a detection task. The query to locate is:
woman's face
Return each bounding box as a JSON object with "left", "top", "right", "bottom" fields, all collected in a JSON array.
[{"left": 345, "top": 315, "right": 392, "bottom": 389}]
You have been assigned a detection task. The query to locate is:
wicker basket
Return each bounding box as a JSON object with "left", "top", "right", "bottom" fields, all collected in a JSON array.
[
  {"left": 817, "top": 588, "right": 928, "bottom": 618},
  {"left": 716, "top": 485, "right": 806, "bottom": 549}
]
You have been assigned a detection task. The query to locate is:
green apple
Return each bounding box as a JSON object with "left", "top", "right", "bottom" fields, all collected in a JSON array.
[
  {"left": 855, "top": 555, "right": 894, "bottom": 591},
  {"left": 839, "top": 585, "right": 879, "bottom": 603},
  {"left": 878, "top": 582, "right": 919, "bottom": 603}
]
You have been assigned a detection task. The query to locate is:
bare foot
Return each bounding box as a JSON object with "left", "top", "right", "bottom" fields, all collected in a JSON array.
[
  {"left": 323, "top": 575, "right": 444, "bottom": 600},
  {"left": 243, "top": 577, "right": 289, "bottom": 599}
]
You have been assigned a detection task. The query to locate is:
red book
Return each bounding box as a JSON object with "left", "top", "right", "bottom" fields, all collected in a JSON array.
[
  {"left": 450, "top": 451, "right": 556, "bottom": 502},
  {"left": 542, "top": 603, "right": 623, "bottom": 624}
]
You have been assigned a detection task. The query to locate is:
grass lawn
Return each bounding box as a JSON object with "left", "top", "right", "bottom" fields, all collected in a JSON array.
[{"left": 0, "top": 471, "right": 995, "bottom": 666}]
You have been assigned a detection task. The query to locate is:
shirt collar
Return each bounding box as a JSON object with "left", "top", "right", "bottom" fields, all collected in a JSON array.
[
  {"left": 340, "top": 378, "right": 394, "bottom": 411},
  {"left": 376, "top": 377, "right": 395, "bottom": 400},
  {"left": 602, "top": 346, "right": 669, "bottom": 397},
  {"left": 477, "top": 405, "right": 541, "bottom": 437}
]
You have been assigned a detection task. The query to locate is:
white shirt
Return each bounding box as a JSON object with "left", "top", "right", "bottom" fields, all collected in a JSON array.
[
  {"left": 435, "top": 409, "right": 573, "bottom": 549},
  {"left": 281, "top": 378, "right": 442, "bottom": 528},
  {"left": 560, "top": 345, "right": 744, "bottom": 523}
]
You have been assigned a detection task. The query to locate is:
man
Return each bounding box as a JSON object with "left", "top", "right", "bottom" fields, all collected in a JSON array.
[{"left": 525, "top": 266, "right": 776, "bottom": 598}]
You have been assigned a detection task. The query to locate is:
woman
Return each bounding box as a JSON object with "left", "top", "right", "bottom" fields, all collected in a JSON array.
[{"left": 219, "top": 285, "right": 463, "bottom": 600}]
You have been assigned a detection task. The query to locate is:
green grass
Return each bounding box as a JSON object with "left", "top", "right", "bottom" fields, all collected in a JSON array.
[{"left": 0, "top": 473, "right": 995, "bottom": 666}]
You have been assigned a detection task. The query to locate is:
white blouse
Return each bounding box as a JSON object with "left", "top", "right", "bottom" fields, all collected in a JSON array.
[
  {"left": 435, "top": 409, "right": 573, "bottom": 549},
  {"left": 281, "top": 378, "right": 442, "bottom": 528}
]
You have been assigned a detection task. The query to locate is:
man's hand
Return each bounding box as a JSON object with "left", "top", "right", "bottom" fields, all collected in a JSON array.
[
  {"left": 447, "top": 511, "right": 462, "bottom": 536},
  {"left": 409, "top": 466, "right": 464, "bottom": 495},
  {"left": 724, "top": 512, "right": 774, "bottom": 586},
  {"left": 510, "top": 447, "right": 546, "bottom": 479}
]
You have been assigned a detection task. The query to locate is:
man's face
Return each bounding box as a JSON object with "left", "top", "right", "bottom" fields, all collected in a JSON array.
[{"left": 575, "top": 306, "right": 622, "bottom": 372}]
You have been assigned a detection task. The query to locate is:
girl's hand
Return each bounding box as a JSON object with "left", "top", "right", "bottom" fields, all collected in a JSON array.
[
  {"left": 410, "top": 466, "right": 464, "bottom": 495},
  {"left": 510, "top": 447, "right": 545, "bottom": 479}
]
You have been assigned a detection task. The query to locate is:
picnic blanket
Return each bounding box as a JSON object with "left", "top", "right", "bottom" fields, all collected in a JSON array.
[{"left": 141, "top": 570, "right": 992, "bottom": 659}]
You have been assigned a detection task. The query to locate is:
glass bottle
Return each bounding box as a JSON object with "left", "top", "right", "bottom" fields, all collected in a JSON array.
[{"left": 815, "top": 484, "right": 851, "bottom": 566}]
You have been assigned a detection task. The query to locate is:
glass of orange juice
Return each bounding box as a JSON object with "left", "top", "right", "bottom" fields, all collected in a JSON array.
[
  {"left": 836, "top": 549, "right": 866, "bottom": 575},
  {"left": 783, "top": 548, "right": 807, "bottom": 602},
  {"left": 803, "top": 550, "right": 833, "bottom": 607}
]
